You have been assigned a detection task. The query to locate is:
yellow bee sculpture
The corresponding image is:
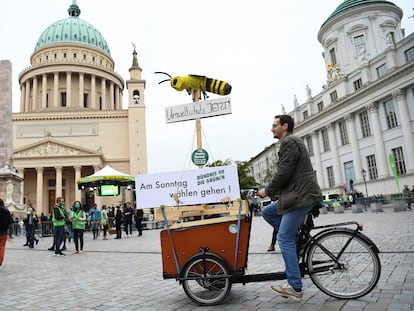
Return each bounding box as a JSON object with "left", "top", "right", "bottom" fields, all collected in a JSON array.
[{"left": 155, "top": 72, "right": 231, "bottom": 99}]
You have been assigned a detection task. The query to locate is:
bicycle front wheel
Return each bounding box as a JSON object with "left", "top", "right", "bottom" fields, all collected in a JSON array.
[
  {"left": 181, "top": 254, "right": 232, "bottom": 306},
  {"left": 307, "top": 229, "right": 381, "bottom": 299}
]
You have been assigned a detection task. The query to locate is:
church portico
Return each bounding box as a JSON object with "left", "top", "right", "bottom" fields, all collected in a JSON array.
[{"left": 13, "top": 138, "right": 104, "bottom": 216}]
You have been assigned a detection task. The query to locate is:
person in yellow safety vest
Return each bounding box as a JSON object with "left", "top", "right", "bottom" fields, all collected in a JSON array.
[
  {"left": 332, "top": 200, "right": 341, "bottom": 209},
  {"left": 70, "top": 201, "right": 86, "bottom": 254},
  {"left": 52, "top": 197, "right": 66, "bottom": 256}
]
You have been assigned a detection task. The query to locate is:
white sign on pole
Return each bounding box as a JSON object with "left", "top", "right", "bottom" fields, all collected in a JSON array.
[
  {"left": 135, "top": 165, "right": 240, "bottom": 209},
  {"left": 165, "top": 96, "right": 231, "bottom": 123}
]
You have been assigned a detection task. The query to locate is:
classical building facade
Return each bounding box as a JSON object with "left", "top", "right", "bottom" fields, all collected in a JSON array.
[
  {"left": 249, "top": 0, "right": 414, "bottom": 197},
  {"left": 11, "top": 1, "right": 148, "bottom": 215}
]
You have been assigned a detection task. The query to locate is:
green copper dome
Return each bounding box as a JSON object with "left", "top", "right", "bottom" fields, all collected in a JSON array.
[
  {"left": 34, "top": 1, "right": 111, "bottom": 55},
  {"left": 322, "top": 0, "right": 398, "bottom": 27}
]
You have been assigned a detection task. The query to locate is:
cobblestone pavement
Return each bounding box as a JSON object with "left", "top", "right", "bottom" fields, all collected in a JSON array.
[{"left": 1, "top": 207, "right": 413, "bottom": 311}]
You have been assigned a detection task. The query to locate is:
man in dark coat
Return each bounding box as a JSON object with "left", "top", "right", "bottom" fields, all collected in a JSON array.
[{"left": 258, "top": 114, "right": 322, "bottom": 300}]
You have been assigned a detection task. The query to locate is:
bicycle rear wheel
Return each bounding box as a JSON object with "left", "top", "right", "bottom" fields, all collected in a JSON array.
[
  {"left": 307, "top": 229, "right": 381, "bottom": 299},
  {"left": 181, "top": 253, "right": 232, "bottom": 306}
]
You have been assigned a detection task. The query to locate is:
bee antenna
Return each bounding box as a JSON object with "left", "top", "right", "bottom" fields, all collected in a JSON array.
[
  {"left": 154, "top": 72, "right": 172, "bottom": 84},
  {"left": 158, "top": 79, "right": 170, "bottom": 85},
  {"left": 154, "top": 71, "right": 172, "bottom": 78}
]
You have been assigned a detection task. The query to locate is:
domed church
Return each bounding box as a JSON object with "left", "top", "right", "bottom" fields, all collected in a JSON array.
[{"left": 11, "top": 0, "right": 147, "bottom": 214}]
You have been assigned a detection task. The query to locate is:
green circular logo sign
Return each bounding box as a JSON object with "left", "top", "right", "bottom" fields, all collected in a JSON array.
[{"left": 191, "top": 149, "right": 209, "bottom": 166}]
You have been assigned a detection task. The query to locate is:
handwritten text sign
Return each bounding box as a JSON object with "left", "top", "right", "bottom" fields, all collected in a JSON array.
[
  {"left": 165, "top": 97, "right": 231, "bottom": 123},
  {"left": 135, "top": 166, "right": 240, "bottom": 208}
]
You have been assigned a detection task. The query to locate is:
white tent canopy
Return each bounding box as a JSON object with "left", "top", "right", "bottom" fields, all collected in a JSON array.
[{"left": 77, "top": 165, "right": 135, "bottom": 188}]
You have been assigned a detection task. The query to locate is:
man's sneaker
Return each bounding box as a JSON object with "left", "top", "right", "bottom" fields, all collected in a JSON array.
[
  {"left": 54, "top": 252, "right": 65, "bottom": 257},
  {"left": 270, "top": 283, "right": 303, "bottom": 301}
]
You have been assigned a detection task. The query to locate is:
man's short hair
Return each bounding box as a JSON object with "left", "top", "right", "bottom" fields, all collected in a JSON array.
[
  {"left": 275, "top": 114, "right": 295, "bottom": 133},
  {"left": 0, "top": 198, "right": 4, "bottom": 207},
  {"left": 56, "top": 197, "right": 64, "bottom": 204}
]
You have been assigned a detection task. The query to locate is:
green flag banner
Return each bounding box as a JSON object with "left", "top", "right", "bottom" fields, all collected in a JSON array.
[{"left": 389, "top": 153, "right": 400, "bottom": 191}]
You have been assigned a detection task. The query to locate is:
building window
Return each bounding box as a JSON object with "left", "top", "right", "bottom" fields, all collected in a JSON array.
[
  {"left": 83, "top": 94, "right": 88, "bottom": 108},
  {"left": 386, "top": 31, "right": 395, "bottom": 45},
  {"left": 354, "top": 34, "right": 366, "bottom": 55},
  {"left": 327, "top": 166, "right": 335, "bottom": 188},
  {"left": 99, "top": 97, "right": 102, "bottom": 110},
  {"left": 392, "top": 147, "right": 406, "bottom": 175},
  {"left": 73, "top": 53, "right": 77, "bottom": 59},
  {"left": 61, "top": 92, "right": 67, "bottom": 107},
  {"left": 353, "top": 78, "right": 362, "bottom": 91},
  {"left": 46, "top": 94, "right": 49, "bottom": 108},
  {"left": 317, "top": 101, "right": 324, "bottom": 112},
  {"left": 302, "top": 110, "right": 308, "bottom": 120},
  {"left": 48, "top": 179, "right": 66, "bottom": 187},
  {"left": 384, "top": 99, "right": 398, "bottom": 129},
  {"left": 133, "top": 90, "right": 140, "bottom": 104},
  {"left": 367, "top": 155, "right": 378, "bottom": 180},
  {"left": 321, "top": 128, "right": 330, "bottom": 152},
  {"left": 305, "top": 136, "right": 313, "bottom": 157},
  {"left": 329, "top": 47, "right": 337, "bottom": 65},
  {"left": 54, "top": 53, "right": 57, "bottom": 59},
  {"left": 405, "top": 46, "right": 414, "bottom": 62},
  {"left": 376, "top": 63, "right": 388, "bottom": 78},
  {"left": 63, "top": 52, "right": 67, "bottom": 59},
  {"left": 330, "top": 90, "right": 338, "bottom": 103},
  {"left": 338, "top": 120, "right": 349, "bottom": 145},
  {"left": 359, "top": 111, "right": 371, "bottom": 138}
]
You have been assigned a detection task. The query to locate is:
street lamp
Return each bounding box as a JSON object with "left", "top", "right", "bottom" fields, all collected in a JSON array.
[{"left": 361, "top": 169, "right": 368, "bottom": 211}]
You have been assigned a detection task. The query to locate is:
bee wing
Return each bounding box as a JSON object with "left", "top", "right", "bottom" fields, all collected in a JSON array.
[{"left": 189, "top": 74, "right": 206, "bottom": 78}]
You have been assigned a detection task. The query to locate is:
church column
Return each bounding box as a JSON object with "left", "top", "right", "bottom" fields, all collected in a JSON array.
[
  {"left": 345, "top": 113, "right": 363, "bottom": 181},
  {"left": 91, "top": 74, "right": 96, "bottom": 109},
  {"left": 327, "top": 122, "right": 343, "bottom": 187},
  {"left": 66, "top": 72, "right": 72, "bottom": 108},
  {"left": 36, "top": 167, "right": 44, "bottom": 215},
  {"left": 393, "top": 89, "right": 414, "bottom": 173},
  {"left": 367, "top": 103, "right": 388, "bottom": 178},
  {"left": 42, "top": 74, "right": 47, "bottom": 109},
  {"left": 118, "top": 88, "right": 123, "bottom": 110},
  {"left": 55, "top": 166, "right": 63, "bottom": 199},
  {"left": 109, "top": 81, "right": 114, "bottom": 110},
  {"left": 114, "top": 85, "right": 120, "bottom": 109},
  {"left": 311, "top": 130, "right": 324, "bottom": 188},
  {"left": 101, "top": 78, "right": 106, "bottom": 109},
  {"left": 53, "top": 72, "right": 59, "bottom": 108},
  {"left": 79, "top": 73, "right": 84, "bottom": 108},
  {"left": 25, "top": 80, "right": 30, "bottom": 112},
  {"left": 32, "top": 76, "right": 38, "bottom": 111},
  {"left": 20, "top": 84, "right": 26, "bottom": 112},
  {"left": 74, "top": 166, "right": 82, "bottom": 202}
]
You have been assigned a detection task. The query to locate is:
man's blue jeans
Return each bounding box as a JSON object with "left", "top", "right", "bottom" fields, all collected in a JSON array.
[
  {"left": 262, "top": 201, "right": 314, "bottom": 289},
  {"left": 54, "top": 226, "right": 64, "bottom": 254}
]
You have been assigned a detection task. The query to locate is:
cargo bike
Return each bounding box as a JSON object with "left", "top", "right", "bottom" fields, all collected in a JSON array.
[{"left": 156, "top": 200, "right": 381, "bottom": 306}]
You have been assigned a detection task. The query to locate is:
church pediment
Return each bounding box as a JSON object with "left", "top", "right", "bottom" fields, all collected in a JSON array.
[{"left": 14, "top": 138, "right": 101, "bottom": 158}]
